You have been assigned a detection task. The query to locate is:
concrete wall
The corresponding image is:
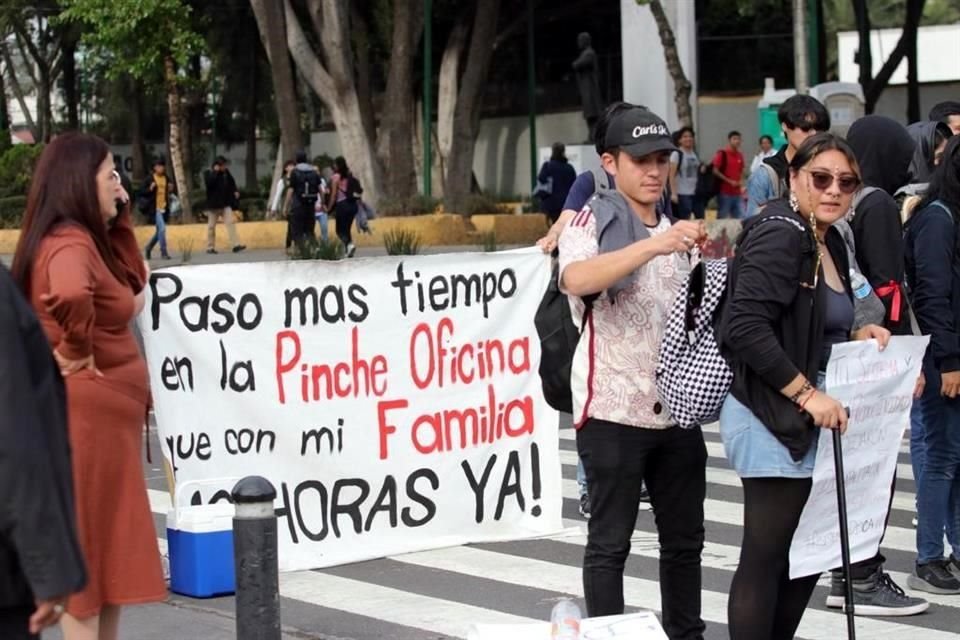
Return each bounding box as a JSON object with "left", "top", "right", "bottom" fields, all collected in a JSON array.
[{"left": 695, "top": 96, "right": 761, "bottom": 164}]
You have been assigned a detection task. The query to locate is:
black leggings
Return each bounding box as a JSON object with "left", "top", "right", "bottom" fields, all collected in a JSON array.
[
  {"left": 335, "top": 200, "right": 358, "bottom": 246},
  {"left": 728, "top": 477, "right": 820, "bottom": 640}
]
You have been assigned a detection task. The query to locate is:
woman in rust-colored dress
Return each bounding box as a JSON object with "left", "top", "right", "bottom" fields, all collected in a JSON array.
[{"left": 11, "top": 133, "right": 165, "bottom": 640}]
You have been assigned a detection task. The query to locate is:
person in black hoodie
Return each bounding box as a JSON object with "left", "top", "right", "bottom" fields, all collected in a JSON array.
[
  {"left": 820, "top": 115, "right": 930, "bottom": 614},
  {"left": 203, "top": 156, "right": 246, "bottom": 255},
  {"left": 0, "top": 265, "right": 86, "bottom": 639},
  {"left": 719, "top": 133, "right": 891, "bottom": 639},
  {"left": 904, "top": 135, "right": 960, "bottom": 593}
]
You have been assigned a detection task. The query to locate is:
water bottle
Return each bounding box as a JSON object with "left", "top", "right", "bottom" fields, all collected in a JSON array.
[
  {"left": 550, "top": 598, "right": 582, "bottom": 639},
  {"left": 850, "top": 269, "right": 873, "bottom": 300}
]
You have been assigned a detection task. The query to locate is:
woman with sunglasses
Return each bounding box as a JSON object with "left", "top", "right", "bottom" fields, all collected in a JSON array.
[
  {"left": 11, "top": 133, "right": 166, "bottom": 640},
  {"left": 718, "top": 133, "right": 890, "bottom": 639},
  {"left": 905, "top": 135, "right": 960, "bottom": 593}
]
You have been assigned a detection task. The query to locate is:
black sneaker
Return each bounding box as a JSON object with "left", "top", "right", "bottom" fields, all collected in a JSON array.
[
  {"left": 908, "top": 560, "right": 960, "bottom": 594},
  {"left": 948, "top": 554, "right": 960, "bottom": 578},
  {"left": 825, "top": 569, "right": 928, "bottom": 616},
  {"left": 232, "top": 245, "right": 246, "bottom": 253},
  {"left": 578, "top": 494, "right": 591, "bottom": 519},
  {"left": 206, "top": 248, "right": 218, "bottom": 254}
]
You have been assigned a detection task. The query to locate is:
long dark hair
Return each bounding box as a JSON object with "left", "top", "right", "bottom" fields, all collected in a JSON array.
[
  {"left": 919, "top": 135, "right": 960, "bottom": 214},
  {"left": 12, "top": 132, "right": 125, "bottom": 295},
  {"left": 334, "top": 156, "right": 350, "bottom": 177}
]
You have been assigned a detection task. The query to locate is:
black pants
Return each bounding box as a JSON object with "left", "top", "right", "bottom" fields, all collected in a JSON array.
[
  {"left": 0, "top": 607, "right": 38, "bottom": 640},
  {"left": 728, "top": 477, "right": 820, "bottom": 640},
  {"left": 289, "top": 205, "right": 315, "bottom": 246},
  {"left": 577, "top": 419, "right": 707, "bottom": 640},
  {"left": 335, "top": 200, "right": 358, "bottom": 247}
]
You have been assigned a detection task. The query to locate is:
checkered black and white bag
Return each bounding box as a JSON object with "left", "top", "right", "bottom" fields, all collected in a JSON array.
[{"left": 656, "top": 258, "right": 732, "bottom": 429}]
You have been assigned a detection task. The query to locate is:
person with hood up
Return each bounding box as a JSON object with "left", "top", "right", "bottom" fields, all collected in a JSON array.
[
  {"left": 898, "top": 121, "right": 954, "bottom": 221},
  {"left": 904, "top": 136, "right": 960, "bottom": 593},
  {"left": 820, "top": 115, "right": 929, "bottom": 615}
]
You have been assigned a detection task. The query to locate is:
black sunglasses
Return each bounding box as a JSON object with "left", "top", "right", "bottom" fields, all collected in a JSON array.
[{"left": 803, "top": 169, "right": 861, "bottom": 195}]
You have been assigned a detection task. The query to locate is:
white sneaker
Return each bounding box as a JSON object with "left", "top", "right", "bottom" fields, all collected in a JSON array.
[{"left": 347, "top": 243, "right": 356, "bottom": 257}]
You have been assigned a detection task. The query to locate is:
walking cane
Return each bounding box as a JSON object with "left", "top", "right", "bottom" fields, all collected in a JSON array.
[{"left": 832, "top": 425, "right": 856, "bottom": 639}]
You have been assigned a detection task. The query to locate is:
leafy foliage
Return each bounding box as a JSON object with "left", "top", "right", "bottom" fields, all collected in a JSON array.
[
  {"left": 289, "top": 237, "right": 346, "bottom": 261},
  {"left": 0, "top": 144, "right": 44, "bottom": 199},
  {"left": 383, "top": 229, "right": 422, "bottom": 255},
  {"left": 59, "top": 0, "right": 204, "bottom": 80},
  {"left": 378, "top": 195, "right": 440, "bottom": 217}
]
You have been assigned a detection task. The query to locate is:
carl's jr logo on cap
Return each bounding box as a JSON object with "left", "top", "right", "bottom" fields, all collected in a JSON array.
[{"left": 632, "top": 124, "right": 669, "bottom": 138}]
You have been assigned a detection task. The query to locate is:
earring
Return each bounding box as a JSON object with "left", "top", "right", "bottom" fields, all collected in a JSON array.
[{"left": 789, "top": 191, "right": 799, "bottom": 212}]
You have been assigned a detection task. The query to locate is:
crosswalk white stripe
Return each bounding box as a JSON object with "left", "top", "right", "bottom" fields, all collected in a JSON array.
[
  {"left": 393, "top": 545, "right": 958, "bottom": 639},
  {"left": 557, "top": 449, "right": 919, "bottom": 512},
  {"left": 558, "top": 431, "right": 917, "bottom": 482},
  {"left": 559, "top": 478, "right": 919, "bottom": 553}
]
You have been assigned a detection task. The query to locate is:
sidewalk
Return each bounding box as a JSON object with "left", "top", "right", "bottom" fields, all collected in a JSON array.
[{"left": 42, "top": 595, "right": 329, "bottom": 640}]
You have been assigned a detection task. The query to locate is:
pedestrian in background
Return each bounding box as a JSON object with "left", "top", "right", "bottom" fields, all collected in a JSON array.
[
  {"left": 536, "top": 142, "right": 577, "bottom": 223},
  {"left": 142, "top": 158, "right": 172, "bottom": 261},
  {"left": 746, "top": 95, "right": 830, "bottom": 217},
  {"left": 712, "top": 131, "right": 746, "bottom": 219},
  {"left": 0, "top": 264, "right": 87, "bottom": 638},
  {"left": 930, "top": 101, "right": 960, "bottom": 136},
  {"left": 11, "top": 133, "right": 167, "bottom": 640},
  {"left": 749, "top": 135, "right": 776, "bottom": 174},
  {"left": 328, "top": 156, "right": 361, "bottom": 257},
  {"left": 204, "top": 156, "right": 246, "bottom": 255},
  {"left": 669, "top": 126, "right": 706, "bottom": 220},
  {"left": 288, "top": 151, "right": 323, "bottom": 246},
  {"left": 270, "top": 159, "right": 294, "bottom": 221}
]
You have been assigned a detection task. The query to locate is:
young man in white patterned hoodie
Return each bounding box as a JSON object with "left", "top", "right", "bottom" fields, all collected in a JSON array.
[{"left": 559, "top": 106, "right": 708, "bottom": 639}]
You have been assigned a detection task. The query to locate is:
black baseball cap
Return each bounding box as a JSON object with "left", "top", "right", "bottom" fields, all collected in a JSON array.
[{"left": 603, "top": 107, "right": 677, "bottom": 158}]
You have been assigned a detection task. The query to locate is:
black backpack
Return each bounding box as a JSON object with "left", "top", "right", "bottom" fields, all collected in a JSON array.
[
  {"left": 291, "top": 168, "right": 321, "bottom": 202},
  {"left": 346, "top": 174, "right": 363, "bottom": 201},
  {"left": 534, "top": 263, "right": 597, "bottom": 414}
]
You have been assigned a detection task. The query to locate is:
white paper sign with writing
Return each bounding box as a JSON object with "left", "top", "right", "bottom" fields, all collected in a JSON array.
[
  {"left": 138, "top": 249, "right": 561, "bottom": 571},
  {"left": 789, "top": 336, "right": 928, "bottom": 579}
]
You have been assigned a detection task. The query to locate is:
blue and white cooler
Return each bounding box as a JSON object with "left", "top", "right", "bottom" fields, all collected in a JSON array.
[{"left": 166, "top": 503, "right": 236, "bottom": 598}]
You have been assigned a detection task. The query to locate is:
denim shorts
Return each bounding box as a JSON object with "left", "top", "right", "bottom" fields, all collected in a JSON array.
[{"left": 719, "top": 377, "right": 823, "bottom": 478}]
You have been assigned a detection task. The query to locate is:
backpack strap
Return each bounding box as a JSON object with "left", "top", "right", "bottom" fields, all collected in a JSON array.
[
  {"left": 761, "top": 163, "right": 782, "bottom": 200},
  {"left": 591, "top": 167, "right": 611, "bottom": 192}
]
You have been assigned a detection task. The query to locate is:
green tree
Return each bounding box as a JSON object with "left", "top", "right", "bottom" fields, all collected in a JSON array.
[{"left": 60, "top": 0, "right": 204, "bottom": 221}]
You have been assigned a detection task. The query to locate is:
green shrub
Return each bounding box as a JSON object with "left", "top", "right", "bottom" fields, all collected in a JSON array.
[
  {"left": 476, "top": 231, "right": 498, "bottom": 252},
  {"left": 237, "top": 197, "right": 267, "bottom": 221},
  {"left": 312, "top": 153, "right": 335, "bottom": 171},
  {"left": 0, "top": 144, "right": 44, "bottom": 198},
  {"left": 0, "top": 195, "right": 26, "bottom": 229},
  {"left": 459, "top": 194, "right": 509, "bottom": 216},
  {"left": 378, "top": 195, "right": 439, "bottom": 217},
  {"left": 288, "top": 237, "right": 345, "bottom": 261},
  {"left": 383, "top": 229, "right": 422, "bottom": 255}
]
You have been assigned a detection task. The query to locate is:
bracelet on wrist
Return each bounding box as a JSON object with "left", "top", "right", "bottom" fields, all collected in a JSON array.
[
  {"left": 798, "top": 389, "right": 816, "bottom": 412},
  {"left": 789, "top": 380, "right": 813, "bottom": 404}
]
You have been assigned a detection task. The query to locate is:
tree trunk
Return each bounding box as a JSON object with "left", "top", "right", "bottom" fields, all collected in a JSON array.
[
  {"left": 130, "top": 80, "right": 147, "bottom": 184},
  {"left": 245, "top": 38, "right": 259, "bottom": 191},
  {"left": 852, "top": 0, "right": 873, "bottom": 105},
  {"left": 164, "top": 55, "right": 193, "bottom": 223},
  {"left": 379, "top": 0, "right": 421, "bottom": 203},
  {"left": 445, "top": 0, "right": 501, "bottom": 214},
  {"left": 437, "top": 12, "right": 470, "bottom": 191},
  {"left": 0, "top": 67, "right": 10, "bottom": 152},
  {"left": 645, "top": 0, "right": 693, "bottom": 127},
  {"left": 350, "top": 5, "right": 377, "bottom": 147},
  {"left": 251, "top": 0, "right": 302, "bottom": 156},
  {"left": 62, "top": 35, "right": 80, "bottom": 130},
  {"left": 1, "top": 43, "right": 38, "bottom": 142},
  {"left": 905, "top": 0, "right": 923, "bottom": 123},
  {"left": 283, "top": 0, "right": 384, "bottom": 205}
]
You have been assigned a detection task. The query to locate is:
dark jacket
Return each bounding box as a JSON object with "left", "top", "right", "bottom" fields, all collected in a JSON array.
[
  {"left": 720, "top": 200, "right": 851, "bottom": 460},
  {"left": 537, "top": 159, "right": 577, "bottom": 219},
  {"left": 141, "top": 173, "right": 172, "bottom": 223},
  {"left": 906, "top": 121, "right": 952, "bottom": 184},
  {"left": 904, "top": 200, "right": 960, "bottom": 373},
  {"left": 847, "top": 116, "right": 916, "bottom": 334},
  {"left": 205, "top": 168, "right": 238, "bottom": 209},
  {"left": 763, "top": 145, "right": 790, "bottom": 194},
  {"left": 0, "top": 266, "right": 86, "bottom": 607}
]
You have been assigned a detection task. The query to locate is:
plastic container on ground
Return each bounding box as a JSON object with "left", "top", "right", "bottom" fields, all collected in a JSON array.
[
  {"left": 166, "top": 503, "right": 236, "bottom": 598},
  {"left": 550, "top": 598, "right": 582, "bottom": 639}
]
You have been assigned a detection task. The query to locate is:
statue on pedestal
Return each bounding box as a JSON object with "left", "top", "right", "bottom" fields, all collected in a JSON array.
[{"left": 572, "top": 32, "right": 603, "bottom": 143}]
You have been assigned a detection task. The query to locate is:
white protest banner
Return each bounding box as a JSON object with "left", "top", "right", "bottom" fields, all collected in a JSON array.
[
  {"left": 789, "top": 335, "right": 928, "bottom": 579},
  {"left": 138, "top": 249, "right": 562, "bottom": 571},
  {"left": 467, "top": 612, "right": 668, "bottom": 640}
]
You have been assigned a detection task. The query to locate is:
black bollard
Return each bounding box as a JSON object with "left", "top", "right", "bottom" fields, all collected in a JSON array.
[{"left": 232, "top": 476, "right": 281, "bottom": 640}]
